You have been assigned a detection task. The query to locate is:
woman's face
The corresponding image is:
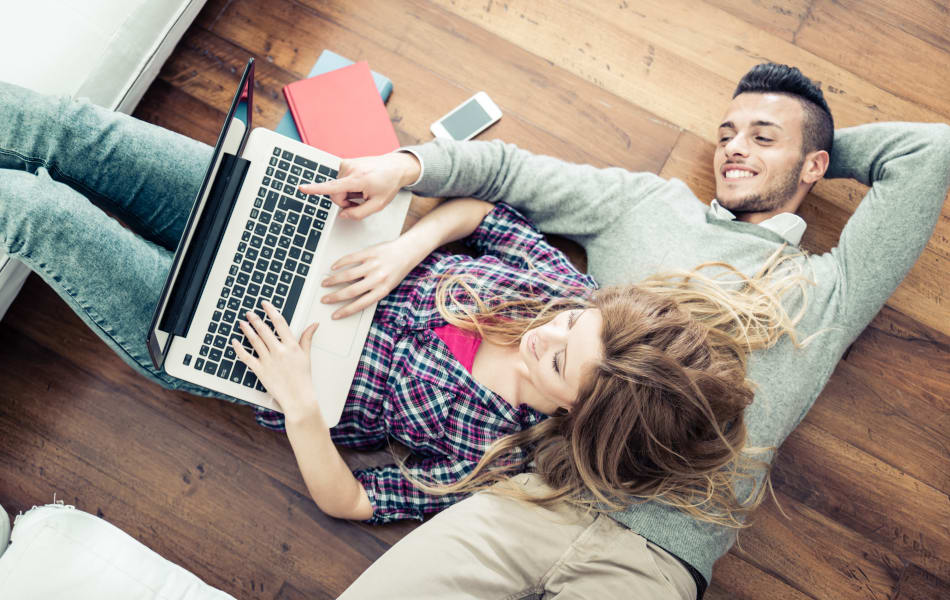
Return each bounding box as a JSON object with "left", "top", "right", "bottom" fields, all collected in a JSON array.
[{"left": 518, "top": 308, "right": 604, "bottom": 411}]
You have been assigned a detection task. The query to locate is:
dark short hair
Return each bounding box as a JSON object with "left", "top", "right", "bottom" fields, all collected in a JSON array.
[{"left": 733, "top": 63, "right": 834, "bottom": 156}]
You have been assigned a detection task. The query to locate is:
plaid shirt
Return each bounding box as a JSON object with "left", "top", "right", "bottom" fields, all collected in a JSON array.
[{"left": 257, "top": 203, "right": 596, "bottom": 523}]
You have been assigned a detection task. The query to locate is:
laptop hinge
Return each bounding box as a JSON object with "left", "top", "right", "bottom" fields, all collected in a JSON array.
[{"left": 160, "top": 153, "right": 250, "bottom": 337}]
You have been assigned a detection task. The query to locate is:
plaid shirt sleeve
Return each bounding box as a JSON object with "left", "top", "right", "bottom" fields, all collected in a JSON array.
[
  {"left": 464, "top": 203, "right": 594, "bottom": 285},
  {"left": 353, "top": 457, "right": 478, "bottom": 524}
]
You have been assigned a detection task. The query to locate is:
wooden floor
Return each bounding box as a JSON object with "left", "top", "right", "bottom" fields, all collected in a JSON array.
[{"left": 2, "top": 1, "right": 949, "bottom": 598}]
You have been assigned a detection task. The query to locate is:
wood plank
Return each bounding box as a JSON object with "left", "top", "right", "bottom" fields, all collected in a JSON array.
[
  {"left": 893, "top": 563, "right": 950, "bottom": 600},
  {"left": 708, "top": 553, "right": 813, "bottom": 600},
  {"left": 703, "top": 0, "right": 812, "bottom": 43},
  {"left": 832, "top": 0, "right": 950, "bottom": 55},
  {"left": 737, "top": 489, "right": 904, "bottom": 600},
  {"left": 204, "top": 0, "right": 680, "bottom": 173},
  {"left": 803, "top": 358, "right": 948, "bottom": 492},
  {"left": 796, "top": 0, "right": 950, "bottom": 120},
  {"left": 772, "top": 421, "right": 950, "bottom": 581}
]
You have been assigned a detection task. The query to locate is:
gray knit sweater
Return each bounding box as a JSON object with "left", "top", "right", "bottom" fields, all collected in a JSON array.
[{"left": 404, "top": 121, "right": 950, "bottom": 585}]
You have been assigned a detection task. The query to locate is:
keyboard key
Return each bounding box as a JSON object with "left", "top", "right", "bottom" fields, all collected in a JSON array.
[
  {"left": 195, "top": 358, "right": 205, "bottom": 370},
  {"left": 269, "top": 156, "right": 278, "bottom": 166},
  {"left": 250, "top": 235, "right": 263, "bottom": 248},
  {"left": 317, "top": 210, "right": 328, "bottom": 220},
  {"left": 273, "top": 147, "right": 282, "bottom": 156},
  {"left": 259, "top": 212, "right": 271, "bottom": 224},
  {"left": 303, "top": 169, "right": 315, "bottom": 180},
  {"left": 258, "top": 186, "right": 267, "bottom": 197},
  {"left": 287, "top": 212, "right": 299, "bottom": 225},
  {"left": 266, "top": 166, "right": 274, "bottom": 176},
  {"left": 297, "top": 263, "right": 309, "bottom": 276},
  {"left": 272, "top": 296, "right": 285, "bottom": 309},
  {"left": 228, "top": 297, "right": 241, "bottom": 310},
  {"left": 293, "top": 155, "right": 318, "bottom": 170},
  {"left": 306, "top": 230, "right": 321, "bottom": 251},
  {"left": 255, "top": 381, "right": 266, "bottom": 392},
  {"left": 246, "top": 248, "right": 259, "bottom": 261},
  {"left": 269, "top": 222, "right": 281, "bottom": 235},
  {"left": 284, "top": 259, "right": 298, "bottom": 273},
  {"left": 204, "top": 333, "right": 214, "bottom": 345},
  {"left": 296, "top": 189, "right": 307, "bottom": 200},
  {"left": 184, "top": 354, "right": 193, "bottom": 366},
  {"left": 262, "top": 285, "right": 274, "bottom": 298},
  {"left": 320, "top": 198, "right": 332, "bottom": 209},
  {"left": 200, "top": 345, "right": 210, "bottom": 357},
  {"left": 269, "top": 260, "right": 282, "bottom": 273},
  {"left": 242, "top": 370, "right": 258, "bottom": 388},
  {"left": 217, "top": 361, "right": 232, "bottom": 379},
  {"left": 203, "top": 361, "right": 217, "bottom": 375},
  {"left": 289, "top": 246, "right": 301, "bottom": 259},
  {"left": 242, "top": 296, "right": 256, "bottom": 309},
  {"left": 252, "top": 271, "right": 265, "bottom": 284},
  {"left": 224, "top": 310, "right": 236, "bottom": 323},
  {"left": 291, "top": 165, "right": 302, "bottom": 176},
  {"left": 262, "top": 176, "right": 271, "bottom": 187},
  {"left": 266, "top": 272, "right": 278, "bottom": 285},
  {"left": 253, "top": 198, "right": 262, "bottom": 208},
  {"left": 248, "top": 283, "right": 261, "bottom": 296},
  {"left": 283, "top": 224, "right": 295, "bottom": 237},
  {"left": 237, "top": 272, "right": 249, "bottom": 285},
  {"left": 218, "top": 323, "right": 232, "bottom": 337},
  {"left": 278, "top": 159, "right": 291, "bottom": 170},
  {"left": 293, "top": 234, "right": 306, "bottom": 248},
  {"left": 279, "top": 196, "right": 303, "bottom": 213},
  {"left": 274, "top": 210, "right": 286, "bottom": 223},
  {"left": 287, "top": 174, "right": 299, "bottom": 186},
  {"left": 213, "top": 335, "right": 228, "bottom": 349},
  {"left": 282, "top": 276, "right": 306, "bottom": 323},
  {"left": 224, "top": 346, "right": 236, "bottom": 360},
  {"left": 274, "top": 170, "right": 287, "bottom": 181},
  {"left": 318, "top": 164, "right": 335, "bottom": 177},
  {"left": 280, "top": 271, "right": 293, "bottom": 284},
  {"left": 275, "top": 248, "right": 287, "bottom": 261},
  {"left": 314, "top": 220, "right": 324, "bottom": 230},
  {"left": 302, "top": 251, "right": 314, "bottom": 263},
  {"left": 276, "top": 283, "right": 289, "bottom": 296},
  {"left": 304, "top": 205, "right": 316, "bottom": 216},
  {"left": 209, "top": 348, "right": 223, "bottom": 362},
  {"left": 230, "top": 360, "right": 247, "bottom": 384},
  {"left": 278, "top": 236, "right": 291, "bottom": 249},
  {"left": 265, "top": 191, "right": 279, "bottom": 211},
  {"left": 281, "top": 150, "right": 293, "bottom": 161}
]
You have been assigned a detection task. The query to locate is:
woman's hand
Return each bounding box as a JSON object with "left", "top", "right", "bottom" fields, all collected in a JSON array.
[
  {"left": 232, "top": 301, "right": 321, "bottom": 420},
  {"left": 299, "top": 152, "right": 421, "bottom": 220},
  {"left": 320, "top": 235, "right": 423, "bottom": 319}
]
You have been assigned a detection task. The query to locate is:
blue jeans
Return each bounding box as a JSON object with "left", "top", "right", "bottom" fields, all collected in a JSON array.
[{"left": 0, "top": 80, "right": 236, "bottom": 403}]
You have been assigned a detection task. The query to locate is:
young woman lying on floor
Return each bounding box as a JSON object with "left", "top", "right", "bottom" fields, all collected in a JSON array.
[{"left": 0, "top": 81, "right": 804, "bottom": 528}]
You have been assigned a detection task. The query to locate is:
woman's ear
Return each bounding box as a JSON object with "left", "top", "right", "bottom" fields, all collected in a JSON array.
[{"left": 801, "top": 149, "right": 830, "bottom": 184}]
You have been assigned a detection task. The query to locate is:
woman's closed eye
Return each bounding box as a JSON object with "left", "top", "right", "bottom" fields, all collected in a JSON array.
[{"left": 552, "top": 311, "right": 582, "bottom": 374}]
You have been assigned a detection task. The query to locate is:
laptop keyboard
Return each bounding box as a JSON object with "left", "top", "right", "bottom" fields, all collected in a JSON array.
[{"left": 183, "top": 146, "right": 337, "bottom": 392}]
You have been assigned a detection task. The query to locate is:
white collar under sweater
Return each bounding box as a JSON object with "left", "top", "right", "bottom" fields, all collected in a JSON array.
[{"left": 708, "top": 200, "right": 807, "bottom": 246}]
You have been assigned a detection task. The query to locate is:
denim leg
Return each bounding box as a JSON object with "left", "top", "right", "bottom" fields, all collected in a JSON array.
[
  {"left": 0, "top": 167, "right": 235, "bottom": 400},
  {"left": 0, "top": 80, "right": 211, "bottom": 249},
  {"left": 0, "top": 80, "right": 236, "bottom": 401}
]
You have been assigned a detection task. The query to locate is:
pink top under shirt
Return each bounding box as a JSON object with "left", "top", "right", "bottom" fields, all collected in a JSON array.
[{"left": 433, "top": 323, "right": 482, "bottom": 373}]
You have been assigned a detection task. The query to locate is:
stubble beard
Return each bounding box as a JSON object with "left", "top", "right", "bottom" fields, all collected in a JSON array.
[{"left": 723, "top": 157, "right": 804, "bottom": 215}]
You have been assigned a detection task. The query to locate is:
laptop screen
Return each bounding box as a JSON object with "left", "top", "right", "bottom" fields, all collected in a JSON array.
[{"left": 146, "top": 58, "right": 255, "bottom": 370}]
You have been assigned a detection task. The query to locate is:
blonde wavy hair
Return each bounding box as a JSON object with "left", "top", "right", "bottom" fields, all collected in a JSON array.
[{"left": 409, "top": 247, "right": 811, "bottom": 528}]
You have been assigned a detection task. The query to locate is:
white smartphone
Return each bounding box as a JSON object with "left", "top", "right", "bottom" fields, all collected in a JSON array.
[{"left": 430, "top": 91, "right": 502, "bottom": 141}]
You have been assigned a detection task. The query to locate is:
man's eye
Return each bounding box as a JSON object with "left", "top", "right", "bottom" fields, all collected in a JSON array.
[
  {"left": 756, "top": 136, "right": 773, "bottom": 143},
  {"left": 719, "top": 136, "right": 732, "bottom": 143},
  {"left": 552, "top": 354, "right": 560, "bottom": 374}
]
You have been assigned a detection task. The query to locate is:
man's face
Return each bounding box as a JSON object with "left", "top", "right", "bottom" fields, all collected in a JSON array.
[{"left": 714, "top": 93, "right": 807, "bottom": 214}]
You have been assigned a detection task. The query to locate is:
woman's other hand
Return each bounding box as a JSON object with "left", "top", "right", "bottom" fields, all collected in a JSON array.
[
  {"left": 299, "top": 152, "right": 421, "bottom": 220},
  {"left": 320, "top": 235, "right": 421, "bottom": 319},
  {"left": 232, "top": 301, "right": 321, "bottom": 421}
]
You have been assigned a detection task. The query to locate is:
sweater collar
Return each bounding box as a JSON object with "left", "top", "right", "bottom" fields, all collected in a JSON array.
[{"left": 708, "top": 200, "right": 807, "bottom": 246}]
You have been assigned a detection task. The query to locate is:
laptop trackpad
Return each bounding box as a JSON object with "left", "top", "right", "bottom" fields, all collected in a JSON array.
[{"left": 310, "top": 305, "right": 364, "bottom": 357}]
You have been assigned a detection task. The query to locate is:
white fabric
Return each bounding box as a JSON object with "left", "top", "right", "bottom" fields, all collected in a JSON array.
[
  {"left": 708, "top": 199, "right": 807, "bottom": 246},
  {"left": 0, "top": 504, "right": 10, "bottom": 558},
  {"left": 0, "top": 504, "right": 234, "bottom": 600}
]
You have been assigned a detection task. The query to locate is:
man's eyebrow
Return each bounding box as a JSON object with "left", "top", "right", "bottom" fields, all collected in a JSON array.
[
  {"left": 718, "top": 121, "right": 735, "bottom": 130},
  {"left": 752, "top": 120, "right": 783, "bottom": 129}
]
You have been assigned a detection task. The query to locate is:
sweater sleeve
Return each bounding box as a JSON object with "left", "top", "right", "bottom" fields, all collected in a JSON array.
[
  {"left": 402, "top": 138, "right": 668, "bottom": 242},
  {"left": 822, "top": 122, "right": 950, "bottom": 334}
]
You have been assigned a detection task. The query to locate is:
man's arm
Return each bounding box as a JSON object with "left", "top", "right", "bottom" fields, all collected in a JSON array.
[
  {"left": 824, "top": 122, "right": 950, "bottom": 334},
  {"left": 403, "top": 138, "right": 668, "bottom": 241}
]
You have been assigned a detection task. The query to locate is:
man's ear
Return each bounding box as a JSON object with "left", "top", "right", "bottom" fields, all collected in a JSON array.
[{"left": 801, "top": 150, "right": 830, "bottom": 184}]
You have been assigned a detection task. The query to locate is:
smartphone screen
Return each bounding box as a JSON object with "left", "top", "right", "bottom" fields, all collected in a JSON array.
[{"left": 440, "top": 99, "right": 492, "bottom": 140}]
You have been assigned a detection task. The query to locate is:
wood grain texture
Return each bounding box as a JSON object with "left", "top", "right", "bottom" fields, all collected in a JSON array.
[{"left": 2, "top": 1, "right": 949, "bottom": 598}]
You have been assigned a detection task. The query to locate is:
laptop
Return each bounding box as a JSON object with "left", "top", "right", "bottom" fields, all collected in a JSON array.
[{"left": 147, "top": 58, "right": 411, "bottom": 426}]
